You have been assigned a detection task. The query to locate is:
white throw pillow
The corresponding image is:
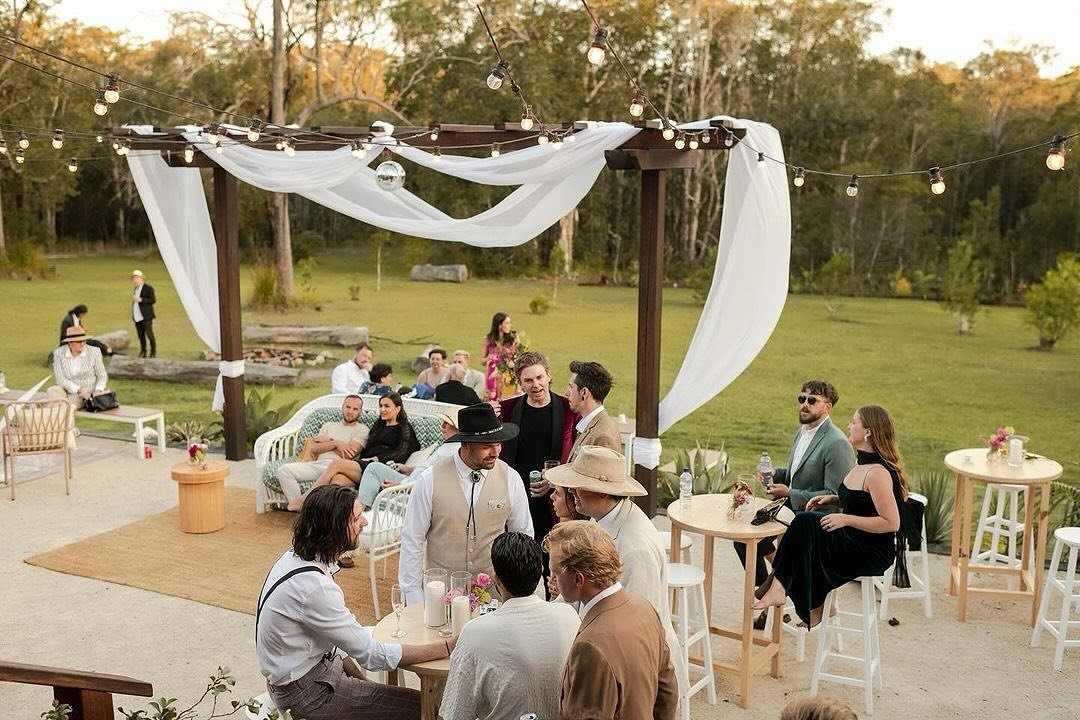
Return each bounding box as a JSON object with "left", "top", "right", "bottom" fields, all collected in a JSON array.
[{"left": 404, "top": 443, "right": 438, "bottom": 467}]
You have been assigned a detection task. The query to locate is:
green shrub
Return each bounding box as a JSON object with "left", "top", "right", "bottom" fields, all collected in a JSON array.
[
  {"left": 913, "top": 470, "right": 953, "bottom": 545},
  {"left": 941, "top": 240, "right": 984, "bottom": 334},
  {"left": 165, "top": 418, "right": 224, "bottom": 445},
  {"left": 291, "top": 229, "right": 324, "bottom": 263},
  {"left": 657, "top": 442, "right": 729, "bottom": 509},
  {"left": 297, "top": 257, "right": 318, "bottom": 307},
  {"left": 213, "top": 387, "right": 299, "bottom": 453},
  {"left": 1024, "top": 253, "right": 1080, "bottom": 350},
  {"left": 528, "top": 294, "right": 551, "bottom": 315},
  {"left": 0, "top": 241, "right": 48, "bottom": 277},
  {"left": 248, "top": 263, "right": 279, "bottom": 309}
]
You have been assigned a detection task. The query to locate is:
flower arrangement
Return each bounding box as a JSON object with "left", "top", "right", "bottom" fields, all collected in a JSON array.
[
  {"left": 444, "top": 572, "right": 494, "bottom": 613},
  {"left": 980, "top": 425, "right": 1015, "bottom": 460},
  {"left": 494, "top": 332, "right": 529, "bottom": 388},
  {"left": 728, "top": 478, "right": 754, "bottom": 519},
  {"left": 188, "top": 442, "right": 209, "bottom": 469}
]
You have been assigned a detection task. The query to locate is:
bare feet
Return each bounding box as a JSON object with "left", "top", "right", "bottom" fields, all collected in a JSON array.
[
  {"left": 287, "top": 495, "right": 305, "bottom": 512},
  {"left": 751, "top": 576, "right": 787, "bottom": 610}
]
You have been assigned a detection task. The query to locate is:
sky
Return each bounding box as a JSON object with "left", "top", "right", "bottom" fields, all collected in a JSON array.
[{"left": 51, "top": 0, "right": 1080, "bottom": 78}]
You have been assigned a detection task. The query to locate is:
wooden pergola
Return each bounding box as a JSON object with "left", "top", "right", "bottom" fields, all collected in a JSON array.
[{"left": 116, "top": 119, "right": 744, "bottom": 516}]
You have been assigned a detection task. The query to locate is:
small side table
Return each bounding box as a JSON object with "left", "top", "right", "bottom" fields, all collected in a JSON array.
[
  {"left": 372, "top": 604, "right": 450, "bottom": 720},
  {"left": 170, "top": 460, "right": 228, "bottom": 533}
]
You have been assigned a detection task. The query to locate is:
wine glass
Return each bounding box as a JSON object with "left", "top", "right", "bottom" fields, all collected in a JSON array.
[{"left": 391, "top": 584, "right": 406, "bottom": 638}]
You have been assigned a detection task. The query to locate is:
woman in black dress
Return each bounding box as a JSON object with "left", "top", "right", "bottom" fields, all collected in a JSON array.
[{"left": 753, "top": 404, "right": 908, "bottom": 627}]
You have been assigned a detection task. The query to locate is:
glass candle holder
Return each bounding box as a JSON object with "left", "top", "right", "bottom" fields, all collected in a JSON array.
[{"left": 423, "top": 568, "right": 448, "bottom": 629}]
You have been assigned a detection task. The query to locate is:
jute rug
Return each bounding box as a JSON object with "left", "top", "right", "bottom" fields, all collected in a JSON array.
[
  {"left": 25, "top": 486, "right": 395, "bottom": 625},
  {"left": 0, "top": 435, "right": 123, "bottom": 485}
]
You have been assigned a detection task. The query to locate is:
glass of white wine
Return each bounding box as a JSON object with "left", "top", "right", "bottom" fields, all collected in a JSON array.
[{"left": 391, "top": 584, "right": 407, "bottom": 638}]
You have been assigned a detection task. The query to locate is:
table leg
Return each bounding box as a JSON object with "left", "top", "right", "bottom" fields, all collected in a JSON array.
[
  {"left": 669, "top": 526, "right": 681, "bottom": 563},
  {"left": 957, "top": 476, "right": 974, "bottom": 622},
  {"left": 702, "top": 535, "right": 715, "bottom": 622},
  {"left": 738, "top": 538, "right": 757, "bottom": 708},
  {"left": 420, "top": 677, "right": 438, "bottom": 720},
  {"left": 1020, "top": 483, "right": 1036, "bottom": 590},
  {"left": 1031, "top": 481, "right": 1052, "bottom": 626},
  {"left": 770, "top": 601, "right": 783, "bottom": 679},
  {"left": 948, "top": 472, "right": 963, "bottom": 596},
  {"left": 135, "top": 421, "right": 146, "bottom": 459}
]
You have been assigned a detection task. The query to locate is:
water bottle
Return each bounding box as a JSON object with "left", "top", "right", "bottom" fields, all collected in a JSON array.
[
  {"left": 758, "top": 452, "right": 775, "bottom": 489},
  {"left": 679, "top": 467, "right": 693, "bottom": 511}
]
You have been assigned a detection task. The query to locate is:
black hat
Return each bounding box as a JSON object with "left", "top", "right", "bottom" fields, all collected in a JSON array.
[{"left": 445, "top": 403, "right": 519, "bottom": 444}]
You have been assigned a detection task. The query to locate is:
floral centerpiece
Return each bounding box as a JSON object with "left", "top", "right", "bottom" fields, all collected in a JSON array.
[
  {"left": 444, "top": 572, "right": 495, "bottom": 613},
  {"left": 494, "top": 332, "right": 529, "bottom": 396},
  {"left": 728, "top": 478, "right": 754, "bottom": 519},
  {"left": 188, "top": 442, "right": 209, "bottom": 470},
  {"left": 980, "top": 425, "right": 1015, "bottom": 462}
]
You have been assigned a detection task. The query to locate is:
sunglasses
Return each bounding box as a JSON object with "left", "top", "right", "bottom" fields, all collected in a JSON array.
[{"left": 797, "top": 394, "right": 823, "bottom": 406}]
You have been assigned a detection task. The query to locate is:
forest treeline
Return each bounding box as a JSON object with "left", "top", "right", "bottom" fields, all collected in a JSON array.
[{"left": 1, "top": 0, "right": 1079, "bottom": 306}]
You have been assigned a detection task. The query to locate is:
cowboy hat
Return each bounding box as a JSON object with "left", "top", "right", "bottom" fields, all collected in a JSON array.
[
  {"left": 445, "top": 403, "right": 518, "bottom": 443},
  {"left": 545, "top": 445, "right": 646, "bottom": 497},
  {"left": 62, "top": 326, "right": 89, "bottom": 343}
]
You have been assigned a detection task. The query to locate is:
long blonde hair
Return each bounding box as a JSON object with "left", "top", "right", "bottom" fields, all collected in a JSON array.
[{"left": 857, "top": 405, "right": 908, "bottom": 499}]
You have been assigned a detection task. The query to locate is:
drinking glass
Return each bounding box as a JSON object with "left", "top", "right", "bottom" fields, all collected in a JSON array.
[{"left": 390, "top": 584, "right": 406, "bottom": 637}]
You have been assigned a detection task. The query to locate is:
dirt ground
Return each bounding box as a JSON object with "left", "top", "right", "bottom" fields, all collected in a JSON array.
[{"left": 0, "top": 439, "right": 1076, "bottom": 719}]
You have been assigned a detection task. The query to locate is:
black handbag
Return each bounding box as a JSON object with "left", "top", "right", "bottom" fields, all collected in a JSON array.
[
  {"left": 84, "top": 391, "right": 119, "bottom": 412},
  {"left": 751, "top": 497, "right": 788, "bottom": 526}
]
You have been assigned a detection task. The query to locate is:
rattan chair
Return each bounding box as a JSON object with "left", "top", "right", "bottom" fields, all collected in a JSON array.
[{"left": 2, "top": 399, "right": 75, "bottom": 500}]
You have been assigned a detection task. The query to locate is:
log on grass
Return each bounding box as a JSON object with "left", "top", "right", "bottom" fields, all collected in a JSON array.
[
  {"left": 410, "top": 264, "right": 468, "bottom": 283},
  {"left": 107, "top": 354, "right": 307, "bottom": 385},
  {"left": 93, "top": 329, "right": 130, "bottom": 353},
  {"left": 243, "top": 325, "right": 369, "bottom": 347}
]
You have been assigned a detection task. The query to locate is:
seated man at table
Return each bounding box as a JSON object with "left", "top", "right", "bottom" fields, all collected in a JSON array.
[
  {"left": 275, "top": 395, "right": 369, "bottom": 509},
  {"left": 256, "top": 484, "right": 453, "bottom": 720},
  {"left": 440, "top": 531, "right": 580, "bottom": 720}
]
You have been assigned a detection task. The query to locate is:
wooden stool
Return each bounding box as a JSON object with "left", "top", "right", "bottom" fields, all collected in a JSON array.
[
  {"left": 972, "top": 483, "right": 1027, "bottom": 588},
  {"left": 659, "top": 530, "right": 694, "bottom": 563},
  {"left": 875, "top": 491, "right": 933, "bottom": 618},
  {"left": 1031, "top": 527, "right": 1080, "bottom": 671},
  {"left": 667, "top": 562, "right": 716, "bottom": 718},
  {"left": 811, "top": 577, "right": 882, "bottom": 716}
]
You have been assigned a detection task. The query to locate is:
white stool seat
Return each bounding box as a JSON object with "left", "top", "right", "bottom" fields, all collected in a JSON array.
[
  {"left": 1031, "top": 527, "right": 1080, "bottom": 671},
  {"left": 811, "top": 577, "right": 882, "bottom": 716},
  {"left": 874, "top": 491, "right": 933, "bottom": 618},
  {"left": 659, "top": 531, "right": 694, "bottom": 563},
  {"left": 666, "top": 562, "right": 716, "bottom": 718}
]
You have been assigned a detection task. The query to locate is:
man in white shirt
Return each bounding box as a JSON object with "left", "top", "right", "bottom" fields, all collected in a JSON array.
[
  {"left": 440, "top": 531, "right": 580, "bottom": 720},
  {"left": 398, "top": 404, "right": 533, "bottom": 605},
  {"left": 256, "top": 484, "right": 452, "bottom": 720},
  {"left": 330, "top": 343, "right": 373, "bottom": 394},
  {"left": 355, "top": 412, "right": 460, "bottom": 509},
  {"left": 275, "top": 395, "right": 370, "bottom": 508}
]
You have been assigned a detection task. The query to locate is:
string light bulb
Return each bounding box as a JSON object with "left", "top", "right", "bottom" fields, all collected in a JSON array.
[
  {"left": 103, "top": 74, "right": 120, "bottom": 104},
  {"left": 205, "top": 124, "right": 221, "bottom": 145},
  {"left": 793, "top": 167, "right": 805, "bottom": 187},
  {"left": 486, "top": 60, "right": 509, "bottom": 90},
  {"left": 95, "top": 134, "right": 103, "bottom": 143},
  {"left": 723, "top": 131, "right": 734, "bottom": 148},
  {"left": 361, "top": 136, "right": 374, "bottom": 152},
  {"left": 432, "top": 146, "right": 442, "bottom": 162},
  {"left": 350, "top": 140, "right": 365, "bottom": 159},
  {"left": 283, "top": 138, "right": 296, "bottom": 156},
  {"left": 552, "top": 133, "right": 564, "bottom": 149},
  {"left": 183, "top": 143, "right": 195, "bottom": 163},
  {"left": 662, "top": 125, "right": 676, "bottom": 141},
  {"left": 688, "top": 136, "right": 699, "bottom": 150},
  {"left": 491, "top": 142, "right": 501, "bottom": 158},
  {"left": 93, "top": 90, "right": 109, "bottom": 116},
  {"left": 1046, "top": 134, "right": 1066, "bottom": 171},
  {"left": 111, "top": 138, "right": 121, "bottom": 152},
  {"left": 846, "top": 174, "right": 860, "bottom": 197},
  {"left": 121, "top": 139, "right": 131, "bottom": 156},
  {"left": 587, "top": 27, "right": 608, "bottom": 66},
  {"left": 565, "top": 132, "right": 576, "bottom": 143},
  {"left": 67, "top": 157, "right": 78, "bottom": 173},
  {"left": 0, "top": 138, "right": 7, "bottom": 155},
  {"left": 15, "top": 148, "right": 24, "bottom": 164},
  {"left": 430, "top": 126, "right": 440, "bottom": 142},
  {"left": 628, "top": 89, "right": 646, "bottom": 118},
  {"left": 701, "top": 131, "right": 710, "bottom": 144},
  {"left": 215, "top": 144, "right": 224, "bottom": 155},
  {"left": 52, "top": 129, "right": 64, "bottom": 150},
  {"left": 274, "top": 136, "right": 285, "bottom": 151},
  {"left": 18, "top": 131, "right": 29, "bottom": 149},
  {"left": 537, "top": 132, "right": 550, "bottom": 146},
  {"left": 928, "top": 166, "right": 946, "bottom": 195},
  {"left": 247, "top": 119, "right": 262, "bottom": 142},
  {"left": 520, "top": 107, "right": 534, "bottom": 131},
  {"left": 674, "top": 133, "right": 686, "bottom": 150}
]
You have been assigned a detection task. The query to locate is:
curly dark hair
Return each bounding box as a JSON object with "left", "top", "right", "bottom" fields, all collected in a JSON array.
[
  {"left": 801, "top": 379, "right": 839, "bottom": 406},
  {"left": 292, "top": 485, "right": 358, "bottom": 564}
]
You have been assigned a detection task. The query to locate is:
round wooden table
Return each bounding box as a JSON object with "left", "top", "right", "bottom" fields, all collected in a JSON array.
[
  {"left": 667, "top": 493, "right": 795, "bottom": 709},
  {"left": 371, "top": 604, "right": 450, "bottom": 720},
  {"left": 944, "top": 448, "right": 1062, "bottom": 624},
  {"left": 169, "top": 460, "right": 228, "bottom": 533}
]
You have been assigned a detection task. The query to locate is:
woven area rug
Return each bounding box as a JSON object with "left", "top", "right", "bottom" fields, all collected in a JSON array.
[
  {"left": 25, "top": 487, "right": 396, "bottom": 625},
  {"left": 0, "top": 435, "right": 123, "bottom": 486}
]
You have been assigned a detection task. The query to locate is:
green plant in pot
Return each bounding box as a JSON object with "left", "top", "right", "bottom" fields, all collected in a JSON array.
[{"left": 657, "top": 442, "right": 729, "bottom": 509}]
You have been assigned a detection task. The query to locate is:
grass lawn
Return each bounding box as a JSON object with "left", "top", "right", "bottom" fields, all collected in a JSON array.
[{"left": 2, "top": 252, "right": 1077, "bottom": 490}]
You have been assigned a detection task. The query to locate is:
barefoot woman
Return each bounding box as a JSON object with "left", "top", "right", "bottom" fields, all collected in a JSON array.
[{"left": 753, "top": 405, "right": 909, "bottom": 627}]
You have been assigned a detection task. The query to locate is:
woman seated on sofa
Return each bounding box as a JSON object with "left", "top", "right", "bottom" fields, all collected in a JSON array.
[{"left": 287, "top": 393, "right": 420, "bottom": 511}]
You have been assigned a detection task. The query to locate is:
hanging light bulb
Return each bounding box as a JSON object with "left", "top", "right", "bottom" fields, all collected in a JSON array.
[
  {"left": 662, "top": 125, "right": 676, "bottom": 141},
  {"left": 1046, "top": 134, "right": 1066, "bottom": 171},
  {"left": 349, "top": 140, "right": 365, "bottom": 158},
  {"left": 14, "top": 148, "right": 24, "bottom": 164},
  {"left": 688, "top": 136, "right": 700, "bottom": 150},
  {"left": 274, "top": 136, "right": 285, "bottom": 151},
  {"left": 283, "top": 138, "right": 296, "bottom": 156},
  {"left": 52, "top": 129, "right": 65, "bottom": 150},
  {"left": 121, "top": 139, "right": 132, "bottom": 156},
  {"left": 93, "top": 90, "right": 109, "bottom": 116},
  {"left": 537, "top": 132, "right": 550, "bottom": 146},
  {"left": 215, "top": 144, "right": 225, "bottom": 155},
  {"left": 430, "top": 126, "right": 440, "bottom": 142},
  {"left": 491, "top": 142, "right": 501, "bottom": 158},
  {"left": 486, "top": 60, "right": 509, "bottom": 90},
  {"left": 674, "top": 133, "right": 686, "bottom": 150},
  {"left": 757, "top": 152, "right": 766, "bottom": 165},
  {"left": 432, "top": 146, "right": 442, "bottom": 162},
  {"left": 793, "top": 167, "right": 806, "bottom": 187},
  {"left": 67, "top": 157, "right": 78, "bottom": 173},
  {"left": 928, "top": 166, "right": 946, "bottom": 195},
  {"left": 95, "top": 134, "right": 103, "bottom": 143},
  {"left": 247, "top": 119, "right": 262, "bottom": 142},
  {"left": 628, "top": 89, "right": 646, "bottom": 118},
  {"left": 0, "top": 138, "right": 7, "bottom": 155},
  {"left": 361, "top": 136, "right": 374, "bottom": 152},
  {"left": 846, "top": 174, "right": 860, "bottom": 197},
  {"left": 103, "top": 74, "right": 120, "bottom": 104},
  {"left": 723, "top": 130, "right": 734, "bottom": 148},
  {"left": 701, "top": 131, "right": 711, "bottom": 144},
  {"left": 520, "top": 106, "right": 534, "bottom": 130},
  {"left": 111, "top": 138, "right": 122, "bottom": 152},
  {"left": 565, "top": 132, "right": 576, "bottom": 143},
  {"left": 204, "top": 124, "right": 221, "bottom": 145},
  {"left": 183, "top": 143, "right": 195, "bottom": 163},
  {"left": 552, "top": 134, "right": 563, "bottom": 149},
  {"left": 586, "top": 27, "right": 608, "bottom": 66},
  {"left": 18, "top": 131, "right": 29, "bottom": 150}
]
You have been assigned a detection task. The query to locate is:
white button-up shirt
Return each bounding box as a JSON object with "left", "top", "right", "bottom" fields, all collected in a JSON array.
[
  {"left": 132, "top": 283, "right": 144, "bottom": 322},
  {"left": 256, "top": 550, "right": 402, "bottom": 685},
  {"left": 791, "top": 416, "right": 827, "bottom": 471},
  {"left": 399, "top": 451, "right": 533, "bottom": 605},
  {"left": 574, "top": 404, "right": 606, "bottom": 434},
  {"left": 330, "top": 360, "right": 371, "bottom": 395},
  {"left": 579, "top": 581, "right": 623, "bottom": 619}
]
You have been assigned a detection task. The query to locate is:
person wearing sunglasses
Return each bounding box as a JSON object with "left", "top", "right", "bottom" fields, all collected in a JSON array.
[{"left": 735, "top": 379, "right": 855, "bottom": 628}]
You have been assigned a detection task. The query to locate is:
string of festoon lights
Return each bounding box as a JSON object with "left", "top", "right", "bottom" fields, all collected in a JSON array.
[{"left": 0, "top": 17, "right": 1075, "bottom": 189}]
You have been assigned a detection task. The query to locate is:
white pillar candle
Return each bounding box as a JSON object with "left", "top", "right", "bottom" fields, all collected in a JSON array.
[
  {"left": 451, "top": 594, "right": 472, "bottom": 635},
  {"left": 423, "top": 580, "right": 446, "bottom": 627},
  {"left": 1007, "top": 437, "right": 1024, "bottom": 467}
]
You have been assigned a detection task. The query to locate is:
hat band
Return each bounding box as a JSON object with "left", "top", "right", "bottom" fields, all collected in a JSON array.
[{"left": 464, "top": 425, "right": 506, "bottom": 436}]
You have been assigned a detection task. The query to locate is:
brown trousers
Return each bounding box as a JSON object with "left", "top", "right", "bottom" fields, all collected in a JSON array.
[{"left": 269, "top": 655, "right": 420, "bottom": 720}]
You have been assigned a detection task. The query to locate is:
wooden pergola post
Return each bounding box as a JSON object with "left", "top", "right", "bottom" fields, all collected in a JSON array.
[{"left": 213, "top": 166, "right": 246, "bottom": 460}]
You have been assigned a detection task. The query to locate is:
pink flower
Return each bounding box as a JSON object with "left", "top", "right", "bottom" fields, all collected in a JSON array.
[{"left": 476, "top": 573, "right": 491, "bottom": 587}]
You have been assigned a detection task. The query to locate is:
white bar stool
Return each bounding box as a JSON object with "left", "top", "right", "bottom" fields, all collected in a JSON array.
[
  {"left": 667, "top": 561, "right": 716, "bottom": 718},
  {"left": 1031, "top": 526, "right": 1080, "bottom": 671},
  {"left": 659, "top": 530, "right": 694, "bottom": 563},
  {"left": 770, "top": 595, "right": 842, "bottom": 663},
  {"left": 811, "top": 577, "right": 882, "bottom": 716},
  {"left": 874, "top": 491, "right": 933, "bottom": 618},
  {"left": 972, "top": 483, "right": 1027, "bottom": 587}
]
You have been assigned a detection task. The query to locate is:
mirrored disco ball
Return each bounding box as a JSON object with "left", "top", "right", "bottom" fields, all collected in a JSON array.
[{"left": 375, "top": 160, "right": 406, "bottom": 191}]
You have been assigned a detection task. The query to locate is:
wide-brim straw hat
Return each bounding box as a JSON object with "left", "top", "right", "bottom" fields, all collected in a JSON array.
[
  {"left": 445, "top": 403, "right": 518, "bottom": 443},
  {"left": 545, "top": 445, "right": 646, "bottom": 497},
  {"left": 62, "top": 326, "right": 89, "bottom": 343}
]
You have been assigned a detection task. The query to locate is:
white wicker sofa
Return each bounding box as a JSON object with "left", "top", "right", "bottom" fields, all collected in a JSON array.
[{"left": 253, "top": 394, "right": 465, "bottom": 513}]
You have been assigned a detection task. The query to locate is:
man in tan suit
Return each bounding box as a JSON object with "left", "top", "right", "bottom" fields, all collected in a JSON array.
[
  {"left": 565, "top": 360, "right": 622, "bottom": 461},
  {"left": 545, "top": 520, "right": 676, "bottom": 720}
]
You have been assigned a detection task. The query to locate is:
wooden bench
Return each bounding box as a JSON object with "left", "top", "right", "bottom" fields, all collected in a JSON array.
[
  {"left": 0, "top": 660, "right": 153, "bottom": 720},
  {"left": 0, "top": 390, "right": 166, "bottom": 459}
]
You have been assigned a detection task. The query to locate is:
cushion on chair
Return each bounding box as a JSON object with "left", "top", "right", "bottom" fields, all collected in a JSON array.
[{"left": 10, "top": 403, "right": 74, "bottom": 451}]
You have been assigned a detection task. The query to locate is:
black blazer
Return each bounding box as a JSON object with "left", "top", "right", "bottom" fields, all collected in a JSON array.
[
  {"left": 59, "top": 313, "right": 78, "bottom": 345},
  {"left": 498, "top": 392, "right": 576, "bottom": 472},
  {"left": 434, "top": 380, "right": 481, "bottom": 407},
  {"left": 135, "top": 283, "right": 156, "bottom": 320}
]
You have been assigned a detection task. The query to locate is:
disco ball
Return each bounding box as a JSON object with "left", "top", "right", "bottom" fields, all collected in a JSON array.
[{"left": 375, "top": 160, "right": 406, "bottom": 191}]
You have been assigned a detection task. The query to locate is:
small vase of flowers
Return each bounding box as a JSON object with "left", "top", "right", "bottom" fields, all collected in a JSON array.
[
  {"left": 729, "top": 478, "right": 754, "bottom": 520},
  {"left": 188, "top": 442, "right": 209, "bottom": 470},
  {"left": 980, "top": 426, "right": 1014, "bottom": 463}
]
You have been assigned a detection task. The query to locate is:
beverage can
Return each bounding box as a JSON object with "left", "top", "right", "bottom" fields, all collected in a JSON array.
[
  {"left": 144, "top": 446, "right": 152, "bottom": 459},
  {"left": 529, "top": 470, "right": 542, "bottom": 488}
]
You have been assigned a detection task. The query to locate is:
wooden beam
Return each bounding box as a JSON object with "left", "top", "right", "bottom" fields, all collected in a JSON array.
[
  {"left": 0, "top": 660, "right": 152, "bottom": 720},
  {"left": 213, "top": 166, "right": 246, "bottom": 460},
  {"left": 633, "top": 168, "right": 666, "bottom": 517},
  {"left": 605, "top": 149, "right": 700, "bottom": 171}
]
